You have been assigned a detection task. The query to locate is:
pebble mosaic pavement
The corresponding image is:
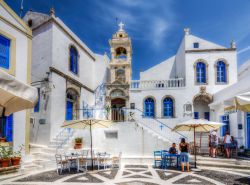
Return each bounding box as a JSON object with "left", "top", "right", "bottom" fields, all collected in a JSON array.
[{"left": 0, "top": 165, "right": 249, "bottom": 185}]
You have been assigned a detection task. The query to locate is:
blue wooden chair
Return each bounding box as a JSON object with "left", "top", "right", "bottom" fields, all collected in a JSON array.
[
  {"left": 161, "top": 150, "right": 170, "bottom": 169},
  {"left": 153, "top": 151, "right": 162, "bottom": 168}
]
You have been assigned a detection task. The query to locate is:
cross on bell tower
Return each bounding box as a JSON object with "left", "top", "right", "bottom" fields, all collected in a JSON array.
[{"left": 118, "top": 21, "right": 124, "bottom": 31}]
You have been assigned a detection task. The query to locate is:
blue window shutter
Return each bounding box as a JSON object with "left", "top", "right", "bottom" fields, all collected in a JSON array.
[
  {"left": 163, "top": 98, "right": 173, "bottom": 117},
  {"left": 66, "top": 101, "right": 73, "bottom": 120},
  {"left": 34, "top": 88, "right": 40, "bottom": 112},
  {"left": 0, "top": 35, "right": 10, "bottom": 69},
  {"left": 223, "top": 63, "right": 226, "bottom": 82},
  {"left": 204, "top": 112, "right": 210, "bottom": 120},
  {"left": 247, "top": 113, "right": 250, "bottom": 148},
  {"left": 221, "top": 115, "right": 230, "bottom": 136},
  {"left": 69, "top": 47, "right": 78, "bottom": 75},
  {"left": 202, "top": 63, "right": 206, "bottom": 83},
  {"left": 217, "top": 61, "right": 226, "bottom": 83},
  {"left": 194, "top": 112, "right": 199, "bottom": 119},
  {"left": 196, "top": 62, "right": 206, "bottom": 83},
  {"left": 5, "top": 114, "right": 13, "bottom": 142},
  {"left": 75, "top": 55, "right": 78, "bottom": 74},
  {"left": 144, "top": 98, "right": 154, "bottom": 117},
  {"left": 70, "top": 50, "right": 73, "bottom": 72}
]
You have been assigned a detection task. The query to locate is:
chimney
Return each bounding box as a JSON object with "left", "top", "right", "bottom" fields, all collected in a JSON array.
[
  {"left": 231, "top": 40, "right": 236, "bottom": 49},
  {"left": 184, "top": 28, "right": 190, "bottom": 36},
  {"left": 50, "top": 7, "right": 55, "bottom": 17}
]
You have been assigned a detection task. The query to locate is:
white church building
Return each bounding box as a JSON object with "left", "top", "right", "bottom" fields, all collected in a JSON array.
[
  {"left": 21, "top": 7, "right": 249, "bottom": 161},
  {"left": 23, "top": 9, "right": 108, "bottom": 146}
]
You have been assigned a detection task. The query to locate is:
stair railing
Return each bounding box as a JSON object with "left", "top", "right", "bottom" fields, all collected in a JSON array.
[{"left": 55, "top": 128, "right": 74, "bottom": 151}]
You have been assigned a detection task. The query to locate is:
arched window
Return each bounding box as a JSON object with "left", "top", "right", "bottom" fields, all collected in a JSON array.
[
  {"left": 69, "top": 46, "right": 78, "bottom": 74},
  {"left": 115, "top": 47, "right": 127, "bottom": 59},
  {"left": 116, "top": 69, "right": 125, "bottom": 82},
  {"left": 217, "top": 61, "right": 227, "bottom": 83},
  {"left": 110, "top": 89, "right": 125, "bottom": 98},
  {"left": 163, "top": 97, "right": 173, "bottom": 118},
  {"left": 144, "top": 97, "right": 155, "bottom": 117},
  {"left": 196, "top": 62, "right": 206, "bottom": 83}
]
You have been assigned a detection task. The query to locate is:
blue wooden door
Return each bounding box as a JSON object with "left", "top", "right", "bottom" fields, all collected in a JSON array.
[
  {"left": 194, "top": 112, "right": 199, "bottom": 119},
  {"left": 221, "top": 115, "right": 229, "bottom": 136},
  {"left": 247, "top": 113, "right": 250, "bottom": 149},
  {"left": 204, "top": 112, "right": 210, "bottom": 120},
  {"left": 5, "top": 114, "right": 13, "bottom": 142},
  {"left": 0, "top": 35, "right": 10, "bottom": 69},
  {"left": 66, "top": 101, "right": 73, "bottom": 120}
]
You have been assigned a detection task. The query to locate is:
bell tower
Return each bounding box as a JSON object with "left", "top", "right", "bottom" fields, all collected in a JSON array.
[
  {"left": 109, "top": 22, "right": 132, "bottom": 83},
  {"left": 106, "top": 22, "right": 132, "bottom": 121}
]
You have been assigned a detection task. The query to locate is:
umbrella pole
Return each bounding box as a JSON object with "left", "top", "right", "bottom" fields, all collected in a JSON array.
[
  {"left": 90, "top": 121, "right": 93, "bottom": 171},
  {"left": 194, "top": 126, "right": 197, "bottom": 168}
]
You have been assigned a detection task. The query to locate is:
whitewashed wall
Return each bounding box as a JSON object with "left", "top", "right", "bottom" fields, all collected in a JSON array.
[{"left": 0, "top": 5, "right": 30, "bottom": 152}]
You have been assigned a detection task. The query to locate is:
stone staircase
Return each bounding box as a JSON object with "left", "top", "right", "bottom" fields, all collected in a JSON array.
[
  {"left": 196, "top": 156, "right": 250, "bottom": 170},
  {"left": 21, "top": 128, "right": 75, "bottom": 173},
  {"left": 130, "top": 108, "right": 186, "bottom": 144}
]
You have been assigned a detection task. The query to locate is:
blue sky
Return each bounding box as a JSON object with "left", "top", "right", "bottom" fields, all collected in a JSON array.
[{"left": 5, "top": 0, "right": 250, "bottom": 79}]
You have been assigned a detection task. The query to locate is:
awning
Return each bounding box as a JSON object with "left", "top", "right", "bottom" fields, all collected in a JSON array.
[{"left": 0, "top": 69, "right": 38, "bottom": 116}]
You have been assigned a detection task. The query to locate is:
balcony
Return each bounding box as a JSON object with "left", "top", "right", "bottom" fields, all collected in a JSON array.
[{"left": 130, "top": 78, "right": 185, "bottom": 90}]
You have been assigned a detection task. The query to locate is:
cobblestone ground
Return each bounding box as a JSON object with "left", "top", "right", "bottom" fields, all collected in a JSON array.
[{"left": 0, "top": 165, "right": 249, "bottom": 185}]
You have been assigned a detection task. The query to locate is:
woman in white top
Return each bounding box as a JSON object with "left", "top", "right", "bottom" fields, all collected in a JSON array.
[{"left": 223, "top": 131, "right": 232, "bottom": 158}]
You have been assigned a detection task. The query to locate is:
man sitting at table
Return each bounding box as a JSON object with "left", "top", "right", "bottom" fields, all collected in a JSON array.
[
  {"left": 169, "top": 143, "right": 177, "bottom": 154},
  {"left": 168, "top": 143, "right": 177, "bottom": 167}
]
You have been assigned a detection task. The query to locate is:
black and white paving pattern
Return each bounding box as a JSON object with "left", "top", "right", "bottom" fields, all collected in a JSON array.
[{"left": 0, "top": 165, "right": 249, "bottom": 185}]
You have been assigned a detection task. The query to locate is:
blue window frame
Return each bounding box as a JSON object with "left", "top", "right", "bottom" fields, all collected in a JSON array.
[
  {"left": 66, "top": 101, "right": 73, "bottom": 121},
  {"left": 34, "top": 88, "right": 40, "bottom": 112},
  {"left": 204, "top": 112, "right": 210, "bottom": 120},
  {"left": 217, "top": 61, "right": 227, "bottom": 83},
  {"left": 246, "top": 113, "right": 250, "bottom": 149},
  {"left": 69, "top": 46, "right": 78, "bottom": 74},
  {"left": 221, "top": 115, "right": 230, "bottom": 136},
  {"left": 144, "top": 98, "right": 155, "bottom": 117},
  {"left": 0, "top": 114, "right": 13, "bottom": 142},
  {"left": 196, "top": 62, "right": 206, "bottom": 83},
  {"left": 193, "top": 42, "right": 199, "bottom": 48},
  {"left": 163, "top": 97, "right": 173, "bottom": 118},
  {"left": 194, "top": 112, "right": 199, "bottom": 119},
  {"left": 0, "top": 35, "right": 11, "bottom": 69}
]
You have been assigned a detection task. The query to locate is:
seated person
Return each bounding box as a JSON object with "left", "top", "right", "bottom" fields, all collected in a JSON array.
[{"left": 169, "top": 143, "right": 177, "bottom": 154}]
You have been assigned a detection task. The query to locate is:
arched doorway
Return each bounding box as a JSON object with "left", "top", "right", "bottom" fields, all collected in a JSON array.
[
  {"left": 193, "top": 87, "right": 213, "bottom": 120},
  {"left": 111, "top": 98, "right": 126, "bottom": 121},
  {"left": 66, "top": 88, "right": 79, "bottom": 120}
]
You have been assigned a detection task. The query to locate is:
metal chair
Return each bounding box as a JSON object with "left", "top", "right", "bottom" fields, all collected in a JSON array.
[
  {"left": 76, "top": 150, "right": 88, "bottom": 172},
  {"left": 97, "top": 152, "right": 110, "bottom": 170},
  {"left": 111, "top": 152, "right": 122, "bottom": 169},
  {"left": 55, "top": 154, "right": 70, "bottom": 174},
  {"left": 154, "top": 151, "right": 162, "bottom": 168}
]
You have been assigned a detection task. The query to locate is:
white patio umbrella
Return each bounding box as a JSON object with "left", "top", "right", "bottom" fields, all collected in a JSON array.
[
  {"left": 172, "top": 119, "right": 224, "bottom": 168},
  {"left": 224, "top": 92, "right": 250, "bottom": 113},
  {"left": 61, "top": 119, "right": 114, "bottom": 170},
  {"left": 0, "top": 69, "right": 38, "bottom": 116}
]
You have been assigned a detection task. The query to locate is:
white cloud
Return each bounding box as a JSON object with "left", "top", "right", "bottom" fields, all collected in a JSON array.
[
  {"left": 93, "top": 0, "right": 176, "bottom": 48},
  {"left": 238, "top": 46, "right": 250, "bottom": 55}
]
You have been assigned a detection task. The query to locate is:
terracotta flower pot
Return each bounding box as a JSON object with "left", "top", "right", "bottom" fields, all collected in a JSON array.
[
  {"left": 74, "top": 143, "right": 82, "bottom": 149},
  {"left": 0, "top": 158, "right": 10, "bottom": 167},
  {"left": 11, "top": 157, "right": 21, "bottom": 166},
  {"left": 0, "top": 138, "right": 6, "bottom": 143}
]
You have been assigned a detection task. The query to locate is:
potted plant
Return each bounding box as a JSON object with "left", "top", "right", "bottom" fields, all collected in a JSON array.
[
  {"left": 0, "top": 137, "right": 6, "bottom": 143},
  {"left": 74, "top": 137, "right": 83, "bottom": 149},
  {"left": 105, "top": 105, "right": 111, "bottom": 119},
  {"left": 239, "top": 145, "right": 245, "bottom": 153},
  {"left": 11, "top": 145, "right": 24, "bottom": 166},
  {"left": 0, "top": 146, "right": 11, "bottom": 168}
]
